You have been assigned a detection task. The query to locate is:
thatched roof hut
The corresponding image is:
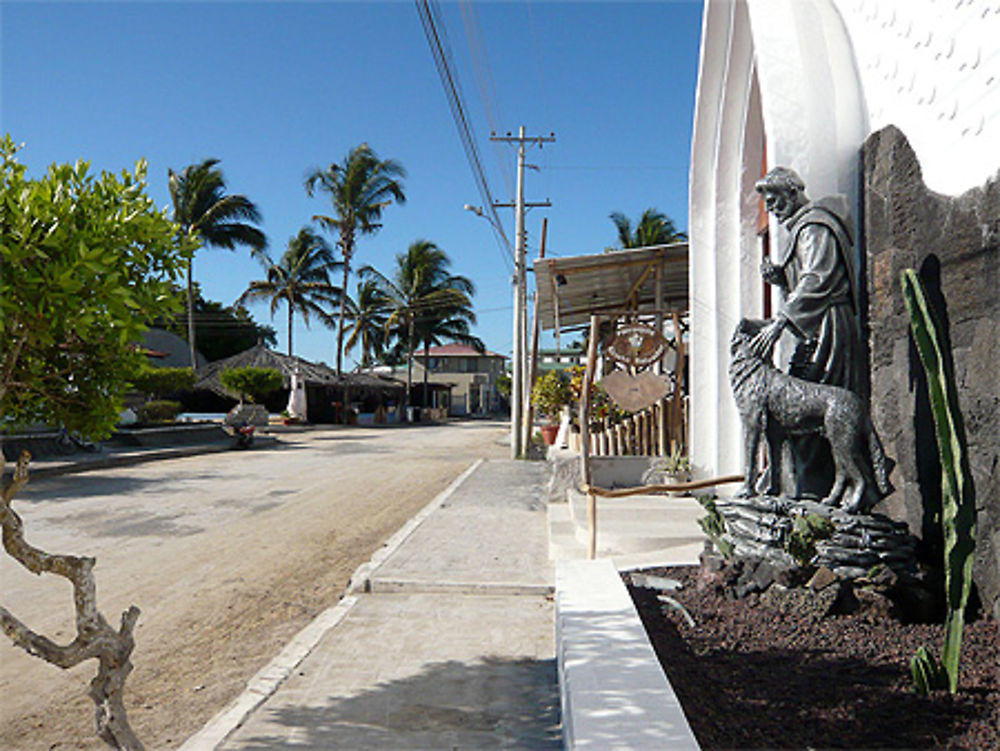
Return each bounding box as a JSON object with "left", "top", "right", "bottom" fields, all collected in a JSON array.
[{"left": 193, "top": 344, "right": 405, "bottom": 422}]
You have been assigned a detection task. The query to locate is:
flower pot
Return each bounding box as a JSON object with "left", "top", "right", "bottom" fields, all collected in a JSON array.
[
  {"left": 664, "top": 472, "right": 691, "bottom": 496},
  {"left": 540, "top": 424, "right": 559, "bottom": 445}
]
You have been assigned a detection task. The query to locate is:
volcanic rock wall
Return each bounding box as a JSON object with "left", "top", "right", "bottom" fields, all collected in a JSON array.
[{"left": 863, "top": 125, "right": 999, "bottom": 619}]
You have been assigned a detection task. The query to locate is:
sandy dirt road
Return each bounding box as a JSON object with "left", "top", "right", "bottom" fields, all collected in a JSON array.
[{"left": 0, "top": 421, "right": 508, "bottom": 750}]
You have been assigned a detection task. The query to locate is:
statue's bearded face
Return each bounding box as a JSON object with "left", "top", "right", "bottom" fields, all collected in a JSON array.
[{"left": 761, "top": 186, "right": 801, "bottom": 222}]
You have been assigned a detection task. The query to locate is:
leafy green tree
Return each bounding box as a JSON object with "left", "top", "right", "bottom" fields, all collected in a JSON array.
[
  {"left": 1, "top": 135, "right": 190, "bottom": 750},
  {"left": 361, "top": 240, "right": 479, "bottom": 408},
  {"left": 219, "top": 366, "right": 283, "bottom": 404},
  {"left": 344, "top": 280, "right": 391, "bottom": 369},
  {"left": 608, "top": 208, "right": 686, "bottom": 250},
  {"left": 236, "top": 227, "right": 340, "bottom": 356},
  {"left": 305, "top": 143, "right": 406, "bottom": 375},
  {"left": 168, "top": 158, "right": 266, "bottom": 367},
  {"left": 1, "top": 136, "right": 191, "bottom": 439},
  {"left": 129, "top": 364, "right": 195, "bottom": 399},
  {"left": 156, "top": 284, "right": 277, "bottom": 362}
]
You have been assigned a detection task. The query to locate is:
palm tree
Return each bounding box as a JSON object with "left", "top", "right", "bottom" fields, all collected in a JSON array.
[
  {"left": 236, "top": 227, "right": 340, "bottom": 356},
  {"left": 360, "top": 240, "right": 477, "bottom": 409},
  {"left": 169, "top": 158, "right": 267, "bottom": 367},
  {"left": 344, "top": 280, "right": 391, "bottom": 370},
  {"left": 609, "top": 208, "right": 686, "bottom": 250},
  {"left": 305, "top": 143, "right": 406, "bottom": 375}
]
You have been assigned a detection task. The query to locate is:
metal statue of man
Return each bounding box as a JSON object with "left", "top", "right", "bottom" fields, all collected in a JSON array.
[{"left": 751, "top": 166, "right": 869, "bottom": 500}]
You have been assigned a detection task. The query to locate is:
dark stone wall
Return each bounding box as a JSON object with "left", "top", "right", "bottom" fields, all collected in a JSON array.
[{"left": 863, "top": 125, "right": 1000, "bottom": 619}]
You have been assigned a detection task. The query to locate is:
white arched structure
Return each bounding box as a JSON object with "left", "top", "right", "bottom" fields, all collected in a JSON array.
[
  {"left": 688, "top": 0, "right": 867, "bottom": 480},
  {"left": 688, "top": 0, "right": 1000, "bottom": 480}
]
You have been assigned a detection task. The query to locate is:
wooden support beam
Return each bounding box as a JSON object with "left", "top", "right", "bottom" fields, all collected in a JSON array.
[
  {"left": 580, "top": 314, "right": 600, "bottom": 559},
  {"left": 671, "top": 310, "right": 687, "bottom": 452}
]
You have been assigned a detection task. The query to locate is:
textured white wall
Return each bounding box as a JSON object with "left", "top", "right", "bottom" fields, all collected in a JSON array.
[{"left": 834, "top": 0, "right": 1000, "bottom": 196}]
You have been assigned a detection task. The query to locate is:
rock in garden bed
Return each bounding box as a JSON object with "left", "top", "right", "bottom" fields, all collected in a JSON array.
[{"left": 624, "top": 565, "right": 999, "bottom": 750}]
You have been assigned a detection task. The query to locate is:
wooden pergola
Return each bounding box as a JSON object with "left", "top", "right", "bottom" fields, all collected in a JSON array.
[
  {"left": 534, "top": 243, "right": 690, "bottom": 451},
  {"left": 533, "top": 243, "right": 741, "bottom": 557}
]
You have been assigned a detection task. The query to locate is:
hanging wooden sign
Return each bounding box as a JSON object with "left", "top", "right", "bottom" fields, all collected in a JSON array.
[
  {"left": 600, "top": 370, "right": 670, "bottom": 413},
  {"left": 603, "top": 323, "right": 669, "bottom": 369}
]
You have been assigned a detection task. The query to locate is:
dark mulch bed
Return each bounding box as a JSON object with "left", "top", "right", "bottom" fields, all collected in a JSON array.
[{"left": 625, "top": 565, "right": 999, "bottom": 750}]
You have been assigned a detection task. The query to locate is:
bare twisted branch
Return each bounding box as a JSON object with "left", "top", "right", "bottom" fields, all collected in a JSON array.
[{"left": 1, "top": 451, "right": 144, "bottom": 750}]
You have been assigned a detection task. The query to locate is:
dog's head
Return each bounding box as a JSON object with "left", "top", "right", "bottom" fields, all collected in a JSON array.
[{"left": 730, "top": 318, "right": 768, "bottom": 356}]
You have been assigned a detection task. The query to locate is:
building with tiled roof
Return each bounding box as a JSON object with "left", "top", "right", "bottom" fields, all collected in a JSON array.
[{"left": 388, "top": 344, "right": 507, "bottom": 416}]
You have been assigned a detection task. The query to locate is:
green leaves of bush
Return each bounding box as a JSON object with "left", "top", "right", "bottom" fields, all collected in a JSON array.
[
  {"left": 1, "top": 135, "right": 192, "bottom": 439},
  {"left": 219, "top": 367, "right": 282, "bottom": 403},
  {"left": 531, "top": 370, "right": 572, "bottom": 422},
  {"left": 130, "top": 364, "right": 195, "bottom": 399},
  {"left": 138, "top": 400, "right": 183, "bottom": 424}
]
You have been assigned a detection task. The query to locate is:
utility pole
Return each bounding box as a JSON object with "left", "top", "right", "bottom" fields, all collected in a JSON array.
[{"left": 492, "top": 126, "right": 554, "bottom": 458}]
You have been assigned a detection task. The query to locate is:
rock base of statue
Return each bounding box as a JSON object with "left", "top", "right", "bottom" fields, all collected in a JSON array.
[{"left": 713, "top": 494, "right": 919, "bottom": 581}]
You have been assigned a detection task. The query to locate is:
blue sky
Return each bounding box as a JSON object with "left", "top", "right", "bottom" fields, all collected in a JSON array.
[{"left": 2, "top": 0, "right": 703, "bottom": 367}]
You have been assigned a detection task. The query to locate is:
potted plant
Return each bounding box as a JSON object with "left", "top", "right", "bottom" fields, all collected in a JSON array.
[
  {"left": 642, "top": 446, "right": 692, "bottom": 493},
  {"left": 531, "top": 370, "right": 571, "bottom": 445}
]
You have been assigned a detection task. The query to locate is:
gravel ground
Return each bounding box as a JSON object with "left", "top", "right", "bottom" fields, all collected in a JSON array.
[
  {"left": 0, "top": 422, "right": 508, "bottom": 750},
  {"left": 626, "top": 565, "right": 999, "bottom": 751}
]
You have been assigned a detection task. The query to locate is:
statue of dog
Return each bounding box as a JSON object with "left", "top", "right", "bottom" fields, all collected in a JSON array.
[{"left": 729, "top": 318, "right": 894, "bottom": 512}]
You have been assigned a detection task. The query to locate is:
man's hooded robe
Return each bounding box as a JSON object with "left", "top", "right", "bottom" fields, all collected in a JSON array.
[
  {"left": 774, "top": 198, "right": 869, "bottom": 500},
  {"left": 776, "top": 199, "right": 863, "bottom": 396}
]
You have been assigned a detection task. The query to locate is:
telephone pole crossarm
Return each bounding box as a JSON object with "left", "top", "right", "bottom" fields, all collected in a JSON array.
[
  {"left": 490, "top": 132, "right": 556, "bottom": 146},
  {"left": 492, "top": 200, "right": 551, "bottom": 209}
]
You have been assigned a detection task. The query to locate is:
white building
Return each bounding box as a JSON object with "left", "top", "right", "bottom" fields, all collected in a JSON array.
[
  {"left": 688, "top": 0, "right": 1000, "bottom": 480},
  {"left": 401, "top": 344, "right": 507, "bottom": 416}
]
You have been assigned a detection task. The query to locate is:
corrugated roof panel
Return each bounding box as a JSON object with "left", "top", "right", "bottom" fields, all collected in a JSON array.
[{"left": 533, "top": 243, "right": 689, "bottom": 330}]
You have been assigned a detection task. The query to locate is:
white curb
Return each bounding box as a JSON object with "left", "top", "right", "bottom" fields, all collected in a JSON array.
[
  {"left": 556, "top": 558, "right": 700, "bottom": 750},
  {"left": 177, "top": 595, "right": 358, "bottom": 751},
  {"left": 347, "top": 457, "right": 485, "bottom": 593}
]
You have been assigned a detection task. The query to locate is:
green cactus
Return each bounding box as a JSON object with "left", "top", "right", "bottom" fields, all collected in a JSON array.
[
  {"left": 910, "top": 646, "right": 948, "bottom": 696},
  {"left": 901, "top": 268, "right": 977, "bottom": 695},
  {"left": 697, "top": 497, "right": 734, "bottom": 560},
  {"left": 786, "top": 513, "right": 835, "bottom": 567}
]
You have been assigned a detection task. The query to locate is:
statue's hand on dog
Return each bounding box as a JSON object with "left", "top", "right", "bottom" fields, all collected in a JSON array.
[{"left": 729, "top": 318, "right": 894, "bottom": 513}]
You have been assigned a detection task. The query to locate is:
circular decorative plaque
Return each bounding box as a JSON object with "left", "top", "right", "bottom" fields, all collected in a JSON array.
[{"left": 603, "top": 323, "right": 668, "bottom": 368}]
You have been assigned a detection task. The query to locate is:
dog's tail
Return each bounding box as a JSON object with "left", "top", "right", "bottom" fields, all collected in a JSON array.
[{"left": 868, "top": 427, "right": 895, "bottom": 498}]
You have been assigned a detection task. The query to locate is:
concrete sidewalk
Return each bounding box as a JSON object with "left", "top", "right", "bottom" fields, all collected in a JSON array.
[{"left": 189, "top": 459, "right": 561, "bottom": 751}]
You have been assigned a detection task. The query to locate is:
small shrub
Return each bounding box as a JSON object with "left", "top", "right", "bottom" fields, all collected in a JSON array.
[
  {"left": 130, "top": 363, "right": 195, "bottom": 399},
  {"left": 531, "top": 370, "right": 571, "bottom": 423},
  {"left": 219, "top": 366, "right": 283, "bottom": 403},
  {"left": 138, "top": 399, "right": 182, "bottom": 423},
  {"left": 643, "top": 446, "right": 692, "bottom": 483}
]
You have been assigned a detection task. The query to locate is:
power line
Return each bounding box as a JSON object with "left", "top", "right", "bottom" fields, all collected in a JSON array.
[
  {"left": 415, "top": 0, "right": 513, "bottom": 270},
  {"left": 458, "top": 0, "right": 515, "bottom": 199}
]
